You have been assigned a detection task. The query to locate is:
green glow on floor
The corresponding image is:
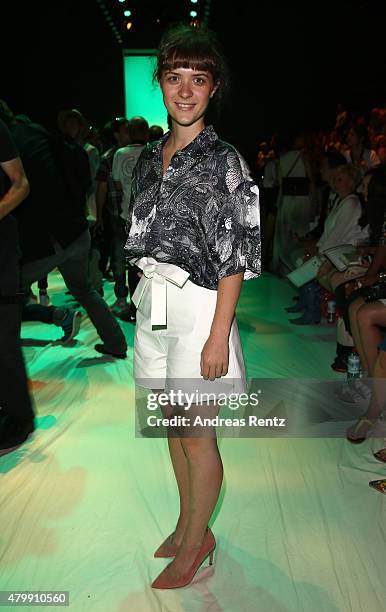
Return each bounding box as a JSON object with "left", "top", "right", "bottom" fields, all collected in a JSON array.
[{"left": 0, "top": 272, "right": 385, "bottom": 611}]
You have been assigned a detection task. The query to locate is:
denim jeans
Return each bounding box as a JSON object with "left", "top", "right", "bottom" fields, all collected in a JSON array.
[{"left": 21, "top": 230, "right": 127, "bottom": 353}]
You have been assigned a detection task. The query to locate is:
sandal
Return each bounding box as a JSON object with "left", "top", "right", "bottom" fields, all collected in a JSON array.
[
  {"left": 373, "top": 448, "right": 386, "bottom": 463},
  {"left": 346, "top": 416, "right": 376, "bottom": 444}
]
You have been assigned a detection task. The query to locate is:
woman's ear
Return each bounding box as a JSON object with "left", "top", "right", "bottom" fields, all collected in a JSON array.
[{"left": 210, "top": 81, "right": 220, "bottom": 98}]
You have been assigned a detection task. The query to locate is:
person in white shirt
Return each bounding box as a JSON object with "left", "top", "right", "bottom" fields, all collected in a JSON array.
[
  {"left": 317, "top": 164, "right": 369, "bottom": 255},
  {"left": 289, "top": 164, "right": 368, "bottom": 325}
]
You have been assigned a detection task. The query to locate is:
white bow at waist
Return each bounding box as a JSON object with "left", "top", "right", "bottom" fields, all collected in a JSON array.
[{"left": 130, "top": 257, "right": 190, "bottom": 326}]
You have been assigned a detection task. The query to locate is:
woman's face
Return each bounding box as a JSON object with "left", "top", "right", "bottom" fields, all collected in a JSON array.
[
  {"left": 334, "top": 170, "right": 355, "bottom": 197},
  {"left": 159, "top": 67, "right": 217, "bottom": 129}
]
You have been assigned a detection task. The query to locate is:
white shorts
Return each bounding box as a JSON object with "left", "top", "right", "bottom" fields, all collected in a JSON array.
[{"left": 133, "top": 265, "right": 246, "bottom": 397}]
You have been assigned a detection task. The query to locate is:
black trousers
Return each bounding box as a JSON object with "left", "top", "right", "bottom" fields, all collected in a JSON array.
[{"left": 0, "top": 216, "right": 34, "bottom": 425}]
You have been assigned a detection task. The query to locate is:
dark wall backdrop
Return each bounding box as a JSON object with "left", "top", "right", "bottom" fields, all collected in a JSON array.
[{"left": 2, "top": 0, "right": 386, "bottom": 167}]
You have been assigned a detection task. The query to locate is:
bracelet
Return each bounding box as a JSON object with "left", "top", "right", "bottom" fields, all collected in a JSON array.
[{"left": 378, "top": 271, "right": 386, "bottom": 281}]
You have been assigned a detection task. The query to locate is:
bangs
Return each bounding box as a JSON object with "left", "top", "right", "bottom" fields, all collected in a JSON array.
[{"left": 162, "top": 49, "right": 217, "bottom": 79}]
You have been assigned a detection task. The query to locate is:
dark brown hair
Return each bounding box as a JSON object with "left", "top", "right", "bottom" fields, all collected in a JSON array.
[{"left": 153, "top": 23, "right": 229, "bottom": 109}]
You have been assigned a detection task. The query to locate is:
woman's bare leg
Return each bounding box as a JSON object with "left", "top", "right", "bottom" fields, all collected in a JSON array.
[
  {"left": 357, "top": 302, "right": 386, "bottom": 376},
  {"left": 163, "top": 401, "right": 223, "bottom": 577},
  {"left": 366, "top": 349, "right": 386, "bottom": 420},
  {"left": 167, "top": 435, "right": 190, "bottom": 544},
  {"left": 166, "top": 435, "right": 223, "bottom": 576}
]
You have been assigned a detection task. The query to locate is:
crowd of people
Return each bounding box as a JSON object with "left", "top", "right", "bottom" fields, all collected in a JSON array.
[{"left": 257, "top": 105, "right": 386, "bottom": 495}]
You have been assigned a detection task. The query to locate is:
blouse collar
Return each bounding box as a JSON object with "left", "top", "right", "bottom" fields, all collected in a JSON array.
[{"left": 151, "top": 125, "right": 218, "bottom": 160}]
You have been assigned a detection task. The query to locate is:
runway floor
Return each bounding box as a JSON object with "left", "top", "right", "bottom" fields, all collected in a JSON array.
[{"left": 0, "top": 271, "right": 385, "bottom": 612}]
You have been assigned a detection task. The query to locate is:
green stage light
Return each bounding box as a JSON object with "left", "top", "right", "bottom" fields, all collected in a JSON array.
[
  {"left": 123, "top": 52, "right": 168, "bottom": 131},
  {"left": 190, "top": 10, "right": 198, "bottom": 17},
  {"left": 124, "top": 10, "right": 131, "bottom": 17}
]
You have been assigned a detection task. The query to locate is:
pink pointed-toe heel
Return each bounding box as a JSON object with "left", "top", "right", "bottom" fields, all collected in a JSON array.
[
  {"left": 151, "top": 528, "right": 215, "bottom": 589},
  {"left": 154, "top": 532, "right": 180, "bottom": 558}
]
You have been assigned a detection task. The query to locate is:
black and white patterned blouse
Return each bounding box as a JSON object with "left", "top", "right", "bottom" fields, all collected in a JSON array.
[{"left": 124, "top": 125, "right": 261, "bottom": 290}]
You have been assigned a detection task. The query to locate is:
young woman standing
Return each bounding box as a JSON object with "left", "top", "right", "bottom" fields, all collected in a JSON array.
[{"left": 125, "top": 23, "right": 261, "bottom": 589}]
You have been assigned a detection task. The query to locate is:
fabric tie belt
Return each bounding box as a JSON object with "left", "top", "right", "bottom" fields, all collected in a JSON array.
[{"left": 131, "top": 257, "right": 190, "bottom": 326}]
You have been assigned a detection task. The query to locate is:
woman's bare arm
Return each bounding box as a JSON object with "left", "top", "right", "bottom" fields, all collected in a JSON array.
[{"left": 200, "top": 272, "right": 244, "bottom": 380}]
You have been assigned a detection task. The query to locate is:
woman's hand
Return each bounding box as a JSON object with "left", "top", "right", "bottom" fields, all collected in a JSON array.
[{"left": 200, "top": 334, "right": 229, "bottom": 381}]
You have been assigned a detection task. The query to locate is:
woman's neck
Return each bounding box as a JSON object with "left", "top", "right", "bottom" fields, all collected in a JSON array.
[{"left": 167, "top": 120, "right": 206, "bottom": 153}]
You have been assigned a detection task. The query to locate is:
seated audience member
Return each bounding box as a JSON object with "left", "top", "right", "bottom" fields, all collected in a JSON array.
[
  {"left": 0, "top": 114, "right": 35, "bottom": 453},
  {"left": 333, "top": 167, "right": 386, "bottom": 370},
  {"left": 344, "top": 123, "right": 380, "bottom": 173},
  {"left": 289, "top": 165, "right": 367, "bottom": 325},
  {"left": 285, "top": 150, "right": 347, "bottom": 324}
]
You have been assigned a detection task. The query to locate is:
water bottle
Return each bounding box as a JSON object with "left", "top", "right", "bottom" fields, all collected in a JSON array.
[
  {"left": 327, "top": 300, "right": 336, "bottom": 324},
  {"left": 347, "top": 350, "right": 361, "bottom": 379}
]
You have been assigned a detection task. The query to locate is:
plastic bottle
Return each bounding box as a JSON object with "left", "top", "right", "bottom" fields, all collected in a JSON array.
[
  {"left": 347, "top": 349, "right": 361, "bottom": 379},
  {"left": 327, "top": 300, "right": 336, "bottom": 324}
]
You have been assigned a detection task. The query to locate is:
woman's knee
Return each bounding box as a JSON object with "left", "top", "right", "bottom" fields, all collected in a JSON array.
[
  {"left": 356, "top": 304, "right": 371, "bottom": 327},
  {"left": 349, "top": 298, "right": 364, "bottom": 322},
  {"left": 180, "top": 436, "right": 217, "bottom": 457}
]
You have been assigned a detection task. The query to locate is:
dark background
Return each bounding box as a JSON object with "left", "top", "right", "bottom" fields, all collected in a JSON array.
[{"left": 2, "top": 0, "right": 385, "bottom": 165}]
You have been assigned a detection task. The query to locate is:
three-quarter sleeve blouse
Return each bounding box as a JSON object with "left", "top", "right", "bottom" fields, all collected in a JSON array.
[{"left": 124, "top": 125, "right": 261, "bottom": 290}]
